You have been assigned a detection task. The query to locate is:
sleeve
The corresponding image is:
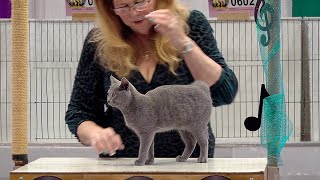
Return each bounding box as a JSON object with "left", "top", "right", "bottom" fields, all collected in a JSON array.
[
  {"left": 65, "top": 28, "right": 106, "bottom": 137},
  {"left": 187, "top": 10, "right": 238, "bottom": 107}
]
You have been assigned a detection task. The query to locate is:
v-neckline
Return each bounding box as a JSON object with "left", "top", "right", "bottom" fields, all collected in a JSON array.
[{"left": 137, "top": 64, "right": 159, "bottom": 85}]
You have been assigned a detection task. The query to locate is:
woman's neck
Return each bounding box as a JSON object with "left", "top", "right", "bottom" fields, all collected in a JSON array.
[
  {"left": 131, "top": 32, "right": 155, "bottom": 53},
  {"left": 130, "top": 31, "right": 157, "bottom": 64},
  {"left": 134, "top": 31, "right": 156, "bottom": 44}
]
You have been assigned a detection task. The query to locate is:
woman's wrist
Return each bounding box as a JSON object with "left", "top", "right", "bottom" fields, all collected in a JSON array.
[
  {"left": 180, "top": 40, "right": 194, "bottom": 54},
  {"left": 172, "top": 35, "right": 192, "bottom": 52}
]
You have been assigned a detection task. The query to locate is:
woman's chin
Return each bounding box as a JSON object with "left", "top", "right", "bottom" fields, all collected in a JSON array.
[{"left": 131, "top": 23, "right": 153, "bottom": 35}]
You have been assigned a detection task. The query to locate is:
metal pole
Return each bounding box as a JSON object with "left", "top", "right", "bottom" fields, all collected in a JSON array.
[{"left": 300, "top": 18, "right": 311, "bottom": 141}]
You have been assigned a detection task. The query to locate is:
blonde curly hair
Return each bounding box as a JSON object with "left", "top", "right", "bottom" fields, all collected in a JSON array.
[{"left": 91, "top": 0, "right": 190, "bottom": 77}]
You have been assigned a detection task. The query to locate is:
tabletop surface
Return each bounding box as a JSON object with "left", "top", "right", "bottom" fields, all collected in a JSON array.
[{"left": 11, "top": 158, "right": 267, "bottom": 174}]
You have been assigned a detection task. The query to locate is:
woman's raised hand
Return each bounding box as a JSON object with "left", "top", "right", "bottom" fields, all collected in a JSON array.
[{"left": 145, "top": 9, "right": 191, "bottom": 52}]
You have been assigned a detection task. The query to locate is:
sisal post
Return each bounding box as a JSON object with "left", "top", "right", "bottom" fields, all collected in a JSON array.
[
  {"left": 267, "top": 0, "right": 281, "bottom": 166},
  {"left": 265, "top": 0, "right": 281, "bottom": 178},
  {"left": 11, "top": 0, "right": 29, "bottom": 168}
]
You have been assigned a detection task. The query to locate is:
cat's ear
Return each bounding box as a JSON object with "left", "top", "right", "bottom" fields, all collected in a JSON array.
[
  {"left": 110, "top": 75, "right": 119, "bottom": 84},
  {"left": 119, "top": 77, "right": 129, "bottom": 91}
]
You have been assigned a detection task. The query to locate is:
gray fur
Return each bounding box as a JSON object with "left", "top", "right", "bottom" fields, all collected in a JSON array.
[{"left": 107, "top": 75, "right": 212, "bottom": 166}]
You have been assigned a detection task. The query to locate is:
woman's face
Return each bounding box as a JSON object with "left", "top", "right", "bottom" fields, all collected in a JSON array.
[{"left": 112, "top": 0, "right": 156, "bottom": 35}]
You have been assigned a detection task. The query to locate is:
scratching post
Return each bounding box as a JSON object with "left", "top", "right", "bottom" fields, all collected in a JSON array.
[
  {"left": 12, "top": 0, "right": 29, "bottom": 168},
  {"left": 265, "top": 1, "right": 281, "bottom": 178},
  {"left": 266, "top": 0, "right": 282, "bottom": 167},
  {"left": 254, "top": 0, "right": 292, "bottom": 179}
]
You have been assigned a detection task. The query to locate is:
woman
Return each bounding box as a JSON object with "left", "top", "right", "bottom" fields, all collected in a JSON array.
[{"left": 65, "top": 0, "right": 238, "bottom": 158}]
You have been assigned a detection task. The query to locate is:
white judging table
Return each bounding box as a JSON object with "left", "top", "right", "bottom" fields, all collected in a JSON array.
[{"left": 11, "top": 158, "right": 267, "bottom": 180}]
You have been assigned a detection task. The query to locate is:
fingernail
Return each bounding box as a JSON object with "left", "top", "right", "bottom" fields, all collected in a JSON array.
[
  {"left": 148, "top": 17, "right": 156, "bottom": 23},
  {"left": 154, "top": 24, "right": 160, "bottom": 30}
]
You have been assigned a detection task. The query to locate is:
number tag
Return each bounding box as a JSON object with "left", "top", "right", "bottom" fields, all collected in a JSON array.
[
  {"left": 67, "top": 0, "right": 94, "bottom": 7},
  {"left": 229, "top": 0, "right": 257, "bottom": 8},
  {"left": 209, "top": 0, "right": 257, "bottom": 18}
]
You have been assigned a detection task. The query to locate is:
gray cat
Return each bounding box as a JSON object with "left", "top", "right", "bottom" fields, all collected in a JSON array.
[{"left": 107, "top": 75, "right": 212, "bottom": 166}]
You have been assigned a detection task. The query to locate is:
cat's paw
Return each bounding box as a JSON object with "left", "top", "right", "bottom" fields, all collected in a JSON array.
[
  {"left": 134, "top": 160, "right": 145, "bottom": 166},
  {"left": 197, "top": 157, "right": 207, "bottom": 163},
  {"left": 176, "top": 155, "right": 188, "bottom": 162},
  {"left": 145, "top": 158, "right": 154, "bottom": 165}
]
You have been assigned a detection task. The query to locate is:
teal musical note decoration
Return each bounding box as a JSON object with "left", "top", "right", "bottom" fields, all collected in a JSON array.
[{"left": 254, "top": 0, "right": 275, "bottom": 46}]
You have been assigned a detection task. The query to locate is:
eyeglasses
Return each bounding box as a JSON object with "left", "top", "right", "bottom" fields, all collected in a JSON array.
[{"left": 113, "top": 0, "right": 151, "bottom": 15}]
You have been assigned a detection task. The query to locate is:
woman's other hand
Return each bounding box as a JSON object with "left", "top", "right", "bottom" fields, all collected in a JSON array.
[
  {"left": 77, "top": 121, "right": 124, "bottom": 156},
  {"left": 90, "top": 127, "right": 125, "bottom": 156}
]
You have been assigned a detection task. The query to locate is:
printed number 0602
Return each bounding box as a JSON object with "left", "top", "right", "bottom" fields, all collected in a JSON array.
[{"left": 230, "top": 0, "right": 255, "bottom": 7}]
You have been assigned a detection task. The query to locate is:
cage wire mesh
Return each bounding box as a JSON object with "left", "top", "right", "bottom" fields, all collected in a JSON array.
[{"left": 0, "top": 19, "right": 319, "bottom": 144}]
